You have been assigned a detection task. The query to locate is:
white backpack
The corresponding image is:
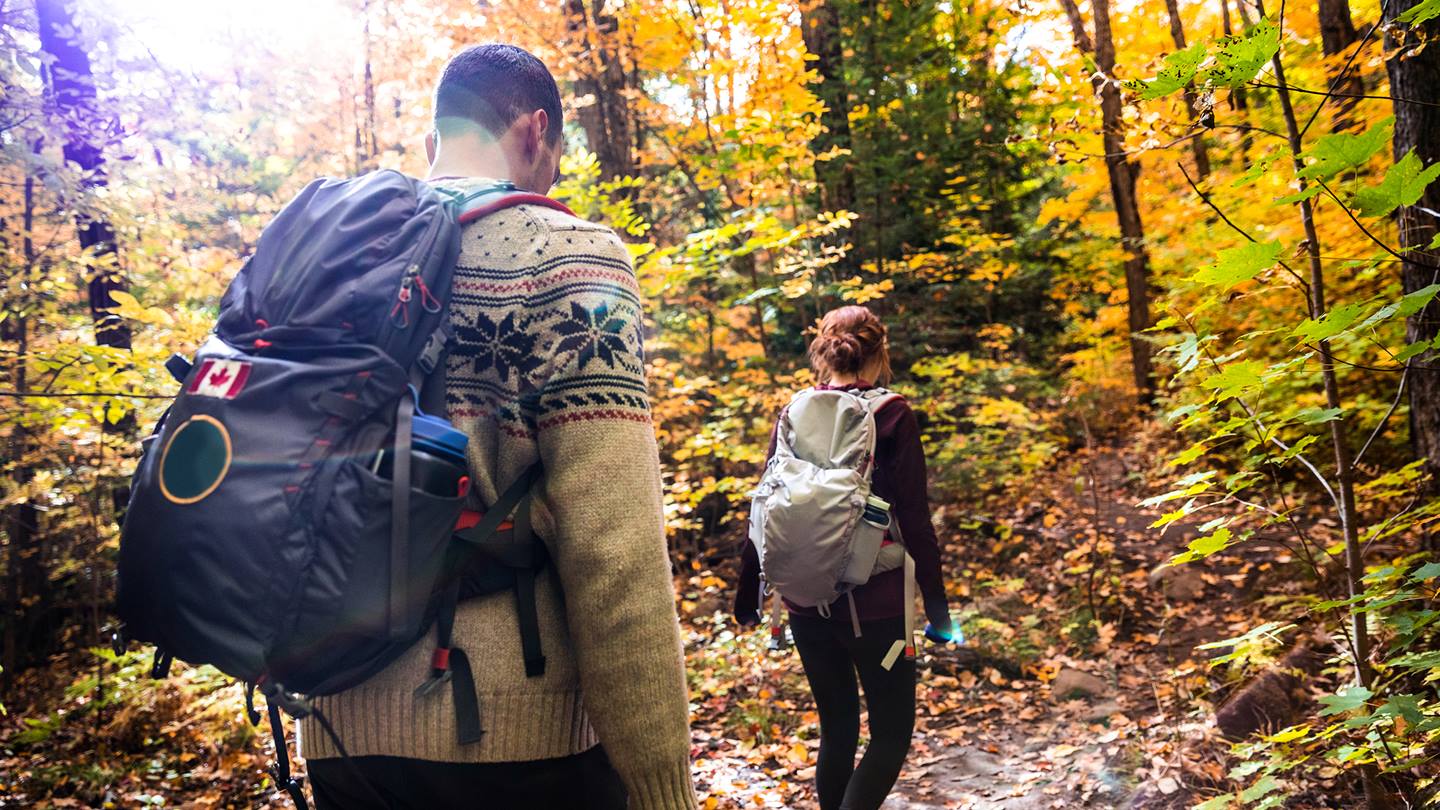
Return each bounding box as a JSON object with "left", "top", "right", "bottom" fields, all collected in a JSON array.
[{"left": 749, "top": 387, "right": 916, "bottom": 651}]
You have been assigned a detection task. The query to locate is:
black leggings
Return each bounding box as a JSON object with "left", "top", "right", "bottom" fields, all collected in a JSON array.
[{"left": 790, "top": 612, "right": 916, "bottom": 810}]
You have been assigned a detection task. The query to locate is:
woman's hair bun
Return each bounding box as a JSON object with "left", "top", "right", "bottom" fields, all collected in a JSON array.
[
  {"left": 815, "top": 332, "right": 864, "bottom": 375},
  {"left": 807, "top": 305, "right": 891, "bottom": 383}
]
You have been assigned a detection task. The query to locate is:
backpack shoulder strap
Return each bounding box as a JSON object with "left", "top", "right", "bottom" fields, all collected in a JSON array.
[
  {"left": 854, "top": 388, "right": 903, "bottom": 479},
  {"left": 857, "top": 386, "right": 904, "bottom": 415},
  {"left": 442, "top": 183, "right": 577, "bottom": 225}
]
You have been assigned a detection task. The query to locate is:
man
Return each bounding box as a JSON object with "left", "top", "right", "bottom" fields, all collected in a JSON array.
[{"left": 301, "top": 44, "right": 697, "bottom": 810}]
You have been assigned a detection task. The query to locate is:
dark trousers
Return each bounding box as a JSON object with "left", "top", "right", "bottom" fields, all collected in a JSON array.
[
  {"left": 308, "top": 745, "right": 627, "bottom": 809},
  {"left": 790, "top": 613, "right": 916, "bottom": 810}
]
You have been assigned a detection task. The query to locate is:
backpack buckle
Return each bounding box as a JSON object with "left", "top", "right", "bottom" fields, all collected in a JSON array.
[
  {"left": 417, "top": 327, "right": 448, "bottom": 375},
  {"left": 414, "top": 672, "right": 451, "bottom": 698},
  {"left": 260, "top": 682, "right": 314, "bottom": 719}
]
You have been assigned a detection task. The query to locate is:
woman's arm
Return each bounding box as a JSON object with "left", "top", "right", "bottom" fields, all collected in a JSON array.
[{"left": 878, "top": 400, "right": 951, "bottom": 630}]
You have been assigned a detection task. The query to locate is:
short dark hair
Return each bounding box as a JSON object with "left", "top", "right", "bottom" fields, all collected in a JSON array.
[{"left": 434, "top": 44, "right": 563, "bottom": 146}]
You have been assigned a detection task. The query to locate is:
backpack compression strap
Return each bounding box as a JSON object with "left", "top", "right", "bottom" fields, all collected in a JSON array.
[
  {"left": 416, "top": 461, "right": 545, "bottom": 746},
  {"left": 389, "top": 185, "right": 572, "bottom": 640}
]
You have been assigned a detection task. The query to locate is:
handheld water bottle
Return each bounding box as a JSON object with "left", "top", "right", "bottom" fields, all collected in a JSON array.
[{"left": 923, "top": 612, "right": 964, "bottom": 646}]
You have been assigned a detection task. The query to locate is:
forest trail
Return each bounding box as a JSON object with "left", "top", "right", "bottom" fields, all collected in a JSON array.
[
  {"left": 688, "top": 438, "right": 1274, "bottom": 810},
  {"left": 868, "top": 442, "right": 1282, "bottom": 810}
]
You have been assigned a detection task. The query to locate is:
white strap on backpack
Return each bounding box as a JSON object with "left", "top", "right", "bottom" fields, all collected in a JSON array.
[{"left": 881, "top": 514, "right": 917, "bottom": 671}]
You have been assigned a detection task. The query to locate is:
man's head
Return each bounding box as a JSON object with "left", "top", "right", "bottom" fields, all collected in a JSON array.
[{"left": 428, "top": 44, "right": 563, "bottom": 194}]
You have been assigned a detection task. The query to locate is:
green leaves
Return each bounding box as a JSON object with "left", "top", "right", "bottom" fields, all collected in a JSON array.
[
  {"left": 1203, "top": 18, "right": 1280, "bottom": 88},
  {"left": 1297, "top": 117, "right": 1392, "bottom": 181},
  {"left": 1170, "top": 526, "right": 1234, "bottom": 564},
  {"left": 1292, "top": 302, "right": 1366, "bottom": 343},
  {"left": 1239, "top": 775, "right": 1281, "bottom": 804},
  {"left": 1398, "top": 283, "right": 1440, "bottom": 318},
  {"left": 1126, "top": 19, "right": 1278, "bottom": 100},
  {"left": 1318, "top": 685, "right": 1373, "bottom": 717},
  {"left": 1397, "top": 0, "right": 1440, "bottom": 25},
  {"left": 1200, "top": 360, "right": 1266, "bottom": 401},
  {"left": 1295, "top": 407, "right": 1343, "bottom": 425},
  {"left": 1354, "top": 150, "right": 1440, "bottom": 218},
  {"left": 1191, "top": 241, "right": 1282, "bottom": 290},
  {"left": 1410, "top": 562, "right": 1440, "bottom": 582},
  {"left": 1126, "top": 44, "right": 1206, "bottom": 100}
]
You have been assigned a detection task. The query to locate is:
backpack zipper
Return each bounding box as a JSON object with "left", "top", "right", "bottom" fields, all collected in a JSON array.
[{"left": 382, "top": 209, "right": 448, "bottom": 339}]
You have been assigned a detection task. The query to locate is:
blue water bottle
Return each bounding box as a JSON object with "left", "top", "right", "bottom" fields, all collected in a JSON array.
[{"left": 924, "top": 613, "right": 964, "bottom": 646}]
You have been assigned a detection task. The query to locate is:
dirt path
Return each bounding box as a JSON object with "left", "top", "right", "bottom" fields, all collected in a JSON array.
[
  {"left": 871, "top": 442, "right": 1274, "bottom": 810},
  {"left": 686, "top": 441, "right": 1297, "bottom": 809}
]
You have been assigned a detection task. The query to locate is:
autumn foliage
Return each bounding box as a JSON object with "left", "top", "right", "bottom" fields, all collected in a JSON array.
[{"left": 2, "top": 0, "right": 1438, "bottom": 806}]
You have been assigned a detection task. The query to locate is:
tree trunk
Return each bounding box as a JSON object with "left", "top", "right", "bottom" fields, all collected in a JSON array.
[
  {"left": 36, "top": 0, "right": 131, "bottom": 351},
  {"left": 1384, "top": 0, "right": 1440, "bottom": 551},
  {"left": 1319, "top": 0, "right": 1359, "bottom": 54},
  {"left": 566, "top": 0, "right": 636, "bottom": 180},
  {"left": 361, "top": 0, "right": 378, "bottom": 168},
  {"left": 735, "top": 251, "right": 770, "bottom": 360},
  {"left": 1319, "top": 0, "right": 1364, "bottom": 131},
  {"left": 1059, "top": 0, "right": 1155, "bottom": 398},
  {"left": 1163, "top": 0, "right": 1211, "bottom": 179},
  {"left": 4, "top": 171, "right": 43, "bottom": 680},
  {"left": 801, "top": 0, "right": 859, "bottom": 272}
]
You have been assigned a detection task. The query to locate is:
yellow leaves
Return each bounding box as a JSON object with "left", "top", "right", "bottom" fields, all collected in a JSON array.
[
  {"left": 106, "top": 291, "right": 174, "bottom": 327},
  {"left": 1037, "top": 194, "right": 1088, "bottom": 228},
  {"left": 838, "top": 276, "right": 893, "bottom": 304},
  {"left": 967, "top": 257, "right": 1018, "bottom": 289},
  {"left": 779, "top": 275, "right": 813, "bottom": 299}
]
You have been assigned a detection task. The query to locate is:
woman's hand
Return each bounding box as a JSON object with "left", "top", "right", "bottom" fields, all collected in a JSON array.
[{"left": 922, "top": 603, "right": 959, "bottom": 644}]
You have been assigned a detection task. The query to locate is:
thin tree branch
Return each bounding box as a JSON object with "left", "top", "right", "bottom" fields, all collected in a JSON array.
[
  {"left": 1316, "top": 177, "right": 1440, "bottom": 271},
  {"left": 1250, "top": 81, "right": 1440, "bottom": 110},
  {"left": 0, "top": 390, "right": 172, "bottom": 399},
  {"left": 1353, "top": 364, "right": 1409, "bottom": 470},
  {"left": 1179, "top": 162, "right": 1313, "bottom": 295},
  {"left": 1299, "top": 0, "right": 1387, "bottom": 137}
]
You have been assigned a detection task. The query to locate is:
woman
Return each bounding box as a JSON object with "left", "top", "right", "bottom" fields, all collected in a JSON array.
[{"left": 735, "top": 304, "right": 952, "bottom": 810}]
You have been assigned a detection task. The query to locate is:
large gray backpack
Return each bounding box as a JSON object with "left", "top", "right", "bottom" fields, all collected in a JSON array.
[{"left": 748, "top": 387, "right": 915, "bottom": 641}]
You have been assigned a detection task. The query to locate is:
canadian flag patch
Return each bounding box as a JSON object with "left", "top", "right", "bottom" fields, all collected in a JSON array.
[{"left": 187, "top": 359, "right": 253, "bottom": 399}]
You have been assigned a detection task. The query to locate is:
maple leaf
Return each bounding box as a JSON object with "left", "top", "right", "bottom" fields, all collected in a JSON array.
[
  {"left": 1292, "top": 301, "right": 1367, "bottom": 343},
  {"left": 1201, "top": 18, "right": 1280, "bottom": 89},
  {"left": 1199, "top": 360, "right": 1266, "bottom": 401},
  {"left": 1318, "top": 685, "right": 1373, "bottom": 716},
  {"left": 1190, "top": 241, "right": 1282, "bottom": 290},
  {"left": 1125, "top": 44, "right": 1206, "bottom": 100},
  {"left": 1398, "top": 0, "right": 1440, "bottom": 24},
  {"left": 1297, "top": 117, "right": 1392, "bottom": 181},
  {"left": 1353, "top": 150, "right": 1440, "bottom": 218}
]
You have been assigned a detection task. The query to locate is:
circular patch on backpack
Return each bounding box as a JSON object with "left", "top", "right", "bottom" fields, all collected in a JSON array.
[{"left": 159, "top": 415, "right": 233, "bottom": 504}]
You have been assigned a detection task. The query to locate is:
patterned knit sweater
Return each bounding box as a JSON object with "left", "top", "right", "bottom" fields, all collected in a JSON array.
[{"left": 301, "top": 178, "right": 697, "bottom": 810}]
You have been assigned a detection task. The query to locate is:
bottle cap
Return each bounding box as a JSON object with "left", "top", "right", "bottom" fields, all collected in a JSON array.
[{"left": 412, "top": 412, "right": 468, "bottom": 467}]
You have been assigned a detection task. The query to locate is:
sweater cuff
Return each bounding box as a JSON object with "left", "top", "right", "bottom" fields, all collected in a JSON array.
[{"left": 623, "top": 757, "right": 698, "bottom": 810}]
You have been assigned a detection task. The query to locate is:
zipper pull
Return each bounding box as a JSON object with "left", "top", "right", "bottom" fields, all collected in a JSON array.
[
  {"left": 415, "top": 274, "right": 442, "bottom": 314},
  {"left": 390, "top": 266, "right": 418, "bottom": 328}
]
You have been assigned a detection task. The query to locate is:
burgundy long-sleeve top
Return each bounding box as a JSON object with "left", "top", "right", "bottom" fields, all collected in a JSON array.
[{"left": 735, "top": 383, "right": 950, "bottom": 627}]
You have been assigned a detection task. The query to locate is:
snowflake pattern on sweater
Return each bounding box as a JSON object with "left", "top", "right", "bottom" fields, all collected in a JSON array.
[{"left": 444, "top": 198, "right": 650, "bottom": 438}]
